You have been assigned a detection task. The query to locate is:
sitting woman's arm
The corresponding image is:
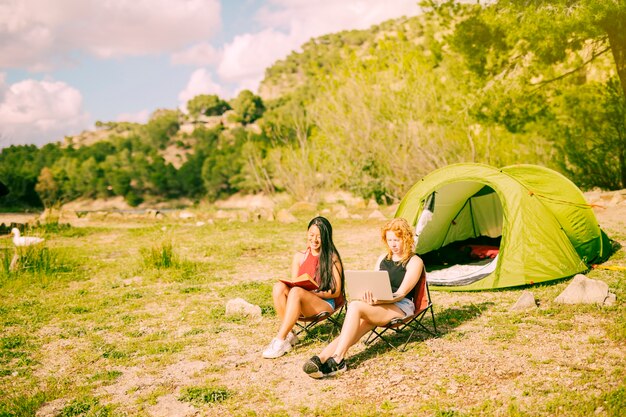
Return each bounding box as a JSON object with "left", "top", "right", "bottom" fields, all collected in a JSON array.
[
  {"left": 371, "top": 256, "right": 423, "bottom": 305},
  {"left": 290, "top": 251, "right": 305, "bottom": 279},
  {"left": 389, "top": 256, "right": 423, "bottom": 302}
]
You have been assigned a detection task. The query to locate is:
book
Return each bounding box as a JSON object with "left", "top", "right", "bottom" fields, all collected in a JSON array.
[{"left": 279, "top": 273, "right": 319, "bottom": 291}]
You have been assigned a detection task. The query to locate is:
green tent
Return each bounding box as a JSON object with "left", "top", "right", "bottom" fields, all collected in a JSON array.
[{"left": 395, "top": 163, "right": 612, "bottom": 291}]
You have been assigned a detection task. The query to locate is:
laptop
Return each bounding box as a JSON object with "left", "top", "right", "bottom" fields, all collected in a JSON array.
[{"left": 344, "top": 270, "right": 394, "bottom": 301}]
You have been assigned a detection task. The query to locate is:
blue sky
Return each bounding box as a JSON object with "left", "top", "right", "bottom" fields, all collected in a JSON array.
[{"left": 0, "top": 0, "right": 420, "bottom": 148}]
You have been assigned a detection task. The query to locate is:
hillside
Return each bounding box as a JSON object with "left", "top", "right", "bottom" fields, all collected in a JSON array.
[{"left": 1, "top": 3, "right": 624, "bottom": 212}]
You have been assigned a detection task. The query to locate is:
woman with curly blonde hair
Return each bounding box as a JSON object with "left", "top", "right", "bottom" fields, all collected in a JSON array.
[{"left": 302, "top": 217, "right": 424, "bottom": 378}]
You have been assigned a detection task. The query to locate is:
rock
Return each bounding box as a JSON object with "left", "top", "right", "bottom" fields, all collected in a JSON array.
[
  {"left": 252, "top": 208, "right": 274, "bottom": 222},
  {"left": 510, "top": 291, "right": 537, "bottom": 311},
  {"left": 604, "top": 292, "right": 616, "bottom": 306},
  {"left": 289, "top": 201, "right": 317, "bottom": 212},
  {"left": 276, "top": 209, "right": 297, "bottom": 223},
  {"left": 179, "top": 211, "right": 194, "bottom": 219},
  {"left": 237, "top": 210, "right": 250, "bottom": 222},
  {"left": 225, "top": 298, "right": 262, "bottom": 320},
  {"left": 609, "top": 192, "right": 624, "bottom": 206},
  {"left": 367, "top": 199, "right": 379, "bottom": 209},
  {"left": 214, "top": 192, "right": 277, "bottom": 210},
  {"left": 145, "top": 209, "right": 161, "bottom": 218},
  {"left": 368, "top": 210, "right": 387, "bottom": 220},
  {"left": 554, "top": 274, "right": 615, "bottom": 305},
  {"left": 334, "top": 206, "right": 350, "bottom": 219},
  {"left": 215, "top": 210, "right": 237, "bottom": 220},
  {"left": 321, "top": 191, "right": 365, "bottom": 208}
]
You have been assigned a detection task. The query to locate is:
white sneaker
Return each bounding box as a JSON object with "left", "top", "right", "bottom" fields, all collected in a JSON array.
[
  {"left": 262, "top": 338, "right": 292, "bottom": 359},
  {"left": 286, "top": 331, "right": 300, "bottom": 346}
]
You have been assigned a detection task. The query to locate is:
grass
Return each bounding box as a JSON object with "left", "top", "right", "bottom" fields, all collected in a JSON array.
[{"left": 0, "top": 214, "right": 624, "bottom": 416}]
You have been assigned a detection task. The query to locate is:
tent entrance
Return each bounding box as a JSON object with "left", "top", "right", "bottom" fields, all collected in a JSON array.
[{"left": 417, "top": 183, "right": 503, "bottom": 287}]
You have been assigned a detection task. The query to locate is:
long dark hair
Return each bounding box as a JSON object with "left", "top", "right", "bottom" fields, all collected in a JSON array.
[{"left": 308, "top": 216, "right": 344, "bottom": 295}]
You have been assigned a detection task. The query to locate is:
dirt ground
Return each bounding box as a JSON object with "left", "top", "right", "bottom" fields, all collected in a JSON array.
[{"left": 3, "top": 191, "right": 625, "bottom": 416}]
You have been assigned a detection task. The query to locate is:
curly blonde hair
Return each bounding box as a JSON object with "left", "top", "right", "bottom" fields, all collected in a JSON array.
[{"left": 381, "top": 217, "right": 415, "bottom": 266}]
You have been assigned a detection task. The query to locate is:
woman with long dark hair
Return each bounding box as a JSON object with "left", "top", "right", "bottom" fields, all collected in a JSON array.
[
  {"left": 302, "top": 217, "right": 422, "bottom": 376},
  {"left": 263, "top": 216, "right": 344, "bottom": 359}
]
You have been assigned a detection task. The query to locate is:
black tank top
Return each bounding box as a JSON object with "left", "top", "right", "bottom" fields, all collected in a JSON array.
[{"left": 379, "top": 257, "right": 415, "bottom": 300}]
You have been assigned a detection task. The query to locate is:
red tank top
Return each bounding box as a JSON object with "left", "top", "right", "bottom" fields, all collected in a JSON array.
[{"left": 298, "top": 250, "right": 320, "bottom": 285}]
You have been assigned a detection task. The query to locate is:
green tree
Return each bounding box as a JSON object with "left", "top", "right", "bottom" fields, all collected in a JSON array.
[
  {"left": 34, "top": 167, "right": 60, "bottom": 208},
  {"left": 201, "top": 129, "right": 247, "bottom": 201},
  {"left": 187, "top": 94, "right": 231, "bottom": 117},
  {"left": 0, "top": 145, "right": 44, "bottom": 207},
  {"left": 144, "top": 109, "right": 180, "bottom": 149},
  {"left": 230, "top": 90, "right": 265, "bottom": 124},
  {"left": 438, "top": 0, "right": 626, "bottom": 188},
  {"left": 548, "top": 79, "right": 625, "bottom": 190}
]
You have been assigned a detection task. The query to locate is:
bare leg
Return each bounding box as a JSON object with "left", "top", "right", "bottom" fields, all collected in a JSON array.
[
  {"left": 9, "top": 253, "right": 18, "bottom": 271},
  {"left": 272, "top": 282, "right": 290, "bottom": 320},
  {"left": 276, "top": 287, "right": 332, "bottom": 340},
  {"left": 318, "top": 318, "right": 373, "bottom": 362},
  {"left": 319, "top": 300, "right": 403, "bottom": 362}
]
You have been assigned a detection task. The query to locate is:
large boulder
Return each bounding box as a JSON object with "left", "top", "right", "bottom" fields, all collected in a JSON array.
[
  {"left": 276, "top": 209, "right": 297, "bottom": 223},
  {"left": 510, "top": 291, "right": 538, "bottom": 311},
  {"left": 225, "top": 298, "right": 262, "bottom": 320},
  {"left": 555, "top": 274, "right": 615, "bottom": 306}
]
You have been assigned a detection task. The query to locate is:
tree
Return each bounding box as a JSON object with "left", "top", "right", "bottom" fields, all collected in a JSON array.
[
  {"left": 144, "top": 109, "right": 180, "bottom": 149},
  {"left": 187, "top": 94, "right": 231, "bottom": 117},
  {"left": 548, "top": 79, "right": 625, "bottom": 190},
  {"left": 230, "top": 90, "right": 265, "bottom": 124},
  {"left": 35, "top": 167, "right": 60, "bottom": 208},
  {"left": 435, "top": 0, "right": 626, "bottom": 188}
]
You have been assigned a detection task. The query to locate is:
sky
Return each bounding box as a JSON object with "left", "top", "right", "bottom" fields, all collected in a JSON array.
[{"left": 0, "top": 0, "right": 421, "bottom": 148}]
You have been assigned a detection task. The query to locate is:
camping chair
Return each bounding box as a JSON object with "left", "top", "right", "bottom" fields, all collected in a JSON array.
[
  {"left": 364, "top": 269, "right": 437, "bottom": 351},
  {"left": 294, "top": 295, "right": 345, "bottom": 341}
]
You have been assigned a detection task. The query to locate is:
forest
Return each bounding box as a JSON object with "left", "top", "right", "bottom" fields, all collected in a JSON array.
[{"left": 1, "top": 0, "right": 624, "bottom": 210}]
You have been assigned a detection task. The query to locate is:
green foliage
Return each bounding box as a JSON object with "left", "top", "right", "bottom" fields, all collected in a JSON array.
[
  {"left": 187, "top": 94, "right": 231, "bottom": 117},
  {"left": 200, "top": 128, "right": 254, "bottom": 201},
  {"left": 35, "top": 167, "right": 60, "bottom": 208},
  {"left": 229, "top": 90, "right": 265, "bottom": 124},
  {"left": 143, "top": 109, "right": 180, "bottom": 149},
  {"left": 1, "top": 3, "right": 625, "bottom": 208},
  {"left": 141, "top": 240, "right": 178, "bottom": 269},
  {"left": 178, "top": 386, "right": 232, "bottom": 405},
  {"left": 547, "top": 78, "right": 626, "bottom": 189},
  {"left": 444, "top": 0, "right": 626, "bottom": 189},
  {"left": 58, "top": 396, "right": 113, "bottom": 417},
  {"left": 0, "top": 145, "right": 45, "bottom": 207}
]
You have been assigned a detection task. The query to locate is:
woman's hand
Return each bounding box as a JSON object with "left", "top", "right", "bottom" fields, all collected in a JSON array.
[{"left": 362, "top": 290, "right": 377, "bottom": 305}]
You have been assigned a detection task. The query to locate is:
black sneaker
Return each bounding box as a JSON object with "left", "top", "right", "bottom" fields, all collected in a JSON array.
[
  {"left": 303, "top": 355, "right": 326, "bottom": 379},
  {"left": 325, "top": 356, "right": 347, "bottom": 376}
]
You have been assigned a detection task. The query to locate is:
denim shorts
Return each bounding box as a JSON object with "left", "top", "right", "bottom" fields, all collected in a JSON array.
[
  {"left": 394, "top": 297, "right": 415, "bottom": 317},
  {"left": 324, "top": 298, "right": 336, "bottom": 310}
]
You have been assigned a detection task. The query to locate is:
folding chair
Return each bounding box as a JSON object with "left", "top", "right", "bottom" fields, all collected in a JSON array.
[
  {"left": 364, "top": 269, "right": 437, "bottom": 351},
  {"left": 294, "top": 295, "right": 345, "bottom": 340}
]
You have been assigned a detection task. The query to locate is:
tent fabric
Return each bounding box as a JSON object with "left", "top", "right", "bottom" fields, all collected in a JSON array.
[{"left": 395, "top": 163, "right": 611, "bottom": 291}]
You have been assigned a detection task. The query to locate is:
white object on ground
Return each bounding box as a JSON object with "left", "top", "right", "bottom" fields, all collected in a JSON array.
[
  {"left": 11, "top": 228, "right": 44, "bottom": 247},
  {"left": 426, "top": 255, "right": 498, "bottom": 285}
]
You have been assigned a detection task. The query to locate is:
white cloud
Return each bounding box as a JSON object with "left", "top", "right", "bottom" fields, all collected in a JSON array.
[
  {"left": 116, "top": 109, "right": 150, "bottom": 124},
  {"left": 0, "top": 77, "right": 90, "bottom": 147},
  {"left": 0, "top": 0, "right": 222, "bottom": 70},
  {"left": 208, "top": 0, "right": 420, "bottom": 93},
  {"left": 171, "top": 43, "right": 222, "bottom": 67},
  {"left": 177, "top": 68, "right": 226, "bottom": 112},
  {"left": 217, "top": 29, "right": 292, "bottom": 84},
  {"left": 257, "top": 0, "right": 420, "bottom": 34}
]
